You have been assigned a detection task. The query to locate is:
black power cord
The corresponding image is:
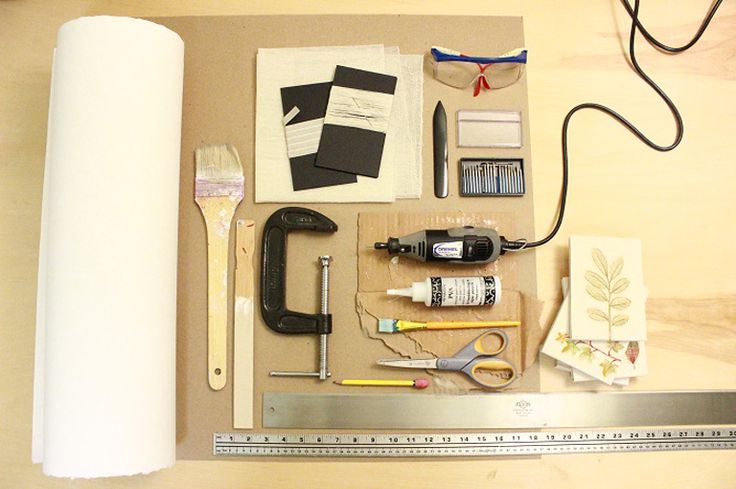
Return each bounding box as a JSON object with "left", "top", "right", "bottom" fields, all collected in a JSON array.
[{"left": 502, "top": 0, "right": 724, "bottom": 252}]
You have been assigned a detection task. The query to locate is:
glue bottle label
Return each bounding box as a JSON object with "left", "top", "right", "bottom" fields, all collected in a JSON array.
[{"left": 429, "top": 276, "right": 499, "bottom": 307}]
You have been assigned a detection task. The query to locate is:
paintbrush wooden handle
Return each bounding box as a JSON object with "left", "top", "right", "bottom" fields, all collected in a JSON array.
[
  {"left": 196, "top": 195, "right": 241, "bottom": 390},
  {"left": 426, "top": 320, "right": 521, "bottom": 330}
]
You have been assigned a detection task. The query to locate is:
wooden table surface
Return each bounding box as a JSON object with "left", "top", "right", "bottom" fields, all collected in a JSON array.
[{"left": 2, "top": 1, "right": 734, "bottom": 487}]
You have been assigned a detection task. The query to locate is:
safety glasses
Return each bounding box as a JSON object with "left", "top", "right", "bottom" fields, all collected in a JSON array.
[{"left": 431, "top": 47, "right": 527, "bottom": 96}]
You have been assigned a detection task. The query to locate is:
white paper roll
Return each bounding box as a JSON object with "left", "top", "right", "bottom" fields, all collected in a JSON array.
[{"left": 33, "top": 16, "right": 184, "bottom": 478}]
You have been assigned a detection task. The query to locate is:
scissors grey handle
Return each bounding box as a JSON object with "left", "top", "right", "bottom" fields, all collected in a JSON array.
[
  {"left": 455, "top": 329, "right": 509, "bottom": 359},
  {"left": 442, "top": 329, "right": 517, "bottom": 389},
  {"left": 460, "top": 357, "right": 517, "bottom": 389}
]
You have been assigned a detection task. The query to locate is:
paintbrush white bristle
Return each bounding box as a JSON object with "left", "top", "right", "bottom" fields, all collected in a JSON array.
[
  {"left": 195, "top": 144, "right": 243, "bottom": 180},
  {"left": 195, "top": 144, "right": 244, "bottom": 197}
]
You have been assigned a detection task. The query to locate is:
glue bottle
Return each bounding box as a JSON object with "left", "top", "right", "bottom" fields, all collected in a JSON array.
[{"left": 387, "top": 276, "right": 501, "bottom": 307}]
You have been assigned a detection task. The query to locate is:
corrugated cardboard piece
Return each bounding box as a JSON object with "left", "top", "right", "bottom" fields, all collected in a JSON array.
[
  {"left": 153, "top": 14, "right": 536, "bottom": 460},
  {"left": 355, "top": 291, "right": 524, "bottom": 392},
  {"left": 357, "top": 211, "right": 544, "bottom": 391}
]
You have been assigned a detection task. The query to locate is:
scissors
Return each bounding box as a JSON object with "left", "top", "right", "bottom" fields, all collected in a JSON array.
[{"left": 376, "top": 329, "right": 517, "bottom": 390}]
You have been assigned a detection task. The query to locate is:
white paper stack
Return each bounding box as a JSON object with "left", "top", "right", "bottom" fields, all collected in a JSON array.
[
  {"left": 255, "top": 45, "right": 423, "bottom": 203},
  {"left": 541, "top": 236, "right": 648, "bottom": 385},
  {"left": 33, "top": 16, "right": 183, "bottom": 478}
]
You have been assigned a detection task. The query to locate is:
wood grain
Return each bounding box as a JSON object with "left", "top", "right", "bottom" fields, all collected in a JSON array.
[
  {"left": 2, "top": 0, "right": 735, "bottom": 487},
  {"left": 233, "top": 219, "right": 256, "bottom": 429},
  {"left": 195, "top": 194, "right": 241, "bottom": 390}
]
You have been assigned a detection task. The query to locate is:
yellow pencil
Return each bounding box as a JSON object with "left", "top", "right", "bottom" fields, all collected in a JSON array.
[{"left": 334, "top": 379, "right": 430, "bottom": 389}]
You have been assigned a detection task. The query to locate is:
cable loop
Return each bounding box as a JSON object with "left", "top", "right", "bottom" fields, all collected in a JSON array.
[{"left": 521, "top": 0, "right": 722, "bottom": 249}]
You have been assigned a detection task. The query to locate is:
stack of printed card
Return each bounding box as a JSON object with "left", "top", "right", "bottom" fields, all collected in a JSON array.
[
  {"left": 281, "top": 65, "right": 398, "bottom": 190},
  {"left": 541, "top": 236, "right": 648, "bottom": 385},
  {"left": 255, "top": 45, "right": 424, "bottom": 203}
]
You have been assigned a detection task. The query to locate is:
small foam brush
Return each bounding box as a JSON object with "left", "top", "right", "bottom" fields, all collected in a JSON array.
[
  {"left": 195, "top": 144, "right": 244, "bottom": 390},
  {"left": 378, "top": 318, "right": 520, "bottom": 333}
]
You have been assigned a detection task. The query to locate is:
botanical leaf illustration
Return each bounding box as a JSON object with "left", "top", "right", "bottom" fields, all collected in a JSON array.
[
  {"left": 557, "top": 336, "right": 623, "bottom": 378},
  {"left": 555, "top": 332, "right": 569, "bottom": 342},
  {"left": 609, "top": 297, "right": 631, "bottom": 310},
  {"left": 579, "top": 346, "right": 594, "bottom": 362},
  {"left": 600, "top": 359, "right": 618, "bottom": 377},
  {"left": 587, "top": 308, "right": 609, "bottom": 322},
  {"left": 611, "top": 278, "right": 630, "bottom": 294},
  {"left": 592, "top": 248, "right": 608, "bottom": 278},
  {"left": 586, "top": 285, "right": 608, "bottom": 302},
  {"left": 584, "top": 248, "right": 631, "bottom": 340},
  {"left": 609, "top": 257, "right": 624, "bottom": 280},
  {"left": 584, "top": 271, "right": 608, "bottom": 290},
  {"left": 611, "top": 314, "right": 629, "bottom": 327},
  {"left": 561, "top": 339, "right": 579, "bottom": 353}
]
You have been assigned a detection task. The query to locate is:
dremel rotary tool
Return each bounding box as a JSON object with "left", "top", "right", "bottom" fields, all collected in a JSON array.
[{"left": 374, "top": 226, "right": 509, "bottom": 264}]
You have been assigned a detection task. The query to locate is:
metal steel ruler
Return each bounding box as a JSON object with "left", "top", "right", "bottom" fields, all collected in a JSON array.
[
  {"left": 214, "top": 390, "right": 736, "bottom": 458},
  {"left": 214, "top": 427, "right": 736, "bottom": 457},
  {"left": 262, "top": 391, "right": 736, "bottom": 429}
]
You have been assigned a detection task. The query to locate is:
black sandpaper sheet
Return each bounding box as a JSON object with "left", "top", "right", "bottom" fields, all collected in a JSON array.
[
  {"left": 280, "top": 82, "right": 357, "bottom": 190},
  {"left": 315, "top": 66, "right": 397, "bottom": 178}
]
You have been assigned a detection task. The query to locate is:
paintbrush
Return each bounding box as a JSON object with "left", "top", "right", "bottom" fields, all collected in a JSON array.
[
  {"left": 378, "top": 318, "right": 521, "bottom": 333},
  {"left": 195, "top": 144, "right": 244, "bottom": 391}
]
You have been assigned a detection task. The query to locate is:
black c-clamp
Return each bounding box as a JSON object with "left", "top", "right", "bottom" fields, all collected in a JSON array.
[{"left": 260, "top": 207, "right": 337, "bottom": 336}]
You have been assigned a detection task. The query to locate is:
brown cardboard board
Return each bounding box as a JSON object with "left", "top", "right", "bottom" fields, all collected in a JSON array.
[{"left": 152, "top": 14, "right": 536, "bottom": 460}]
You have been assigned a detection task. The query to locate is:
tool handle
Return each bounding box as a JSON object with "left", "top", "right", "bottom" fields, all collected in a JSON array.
[
  {"left": 426, "top": 320, "right": 521, "bottom": 330},
  {"left": 456, "top": 329, "right": 508, "bottom": 358},
  {"left": 463, "top": 358, "right": 517, "bottom": 390},
  {"left": 260, "top": 207, "right": 337, "bottom": 335},
  {"left": 196, "top": 195, "right": 240, "bottom": 390}
]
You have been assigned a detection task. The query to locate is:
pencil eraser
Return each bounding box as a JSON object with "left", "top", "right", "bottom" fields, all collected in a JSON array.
[{"left": 414, "top": 379, "right": 430, "bottom": 389}]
